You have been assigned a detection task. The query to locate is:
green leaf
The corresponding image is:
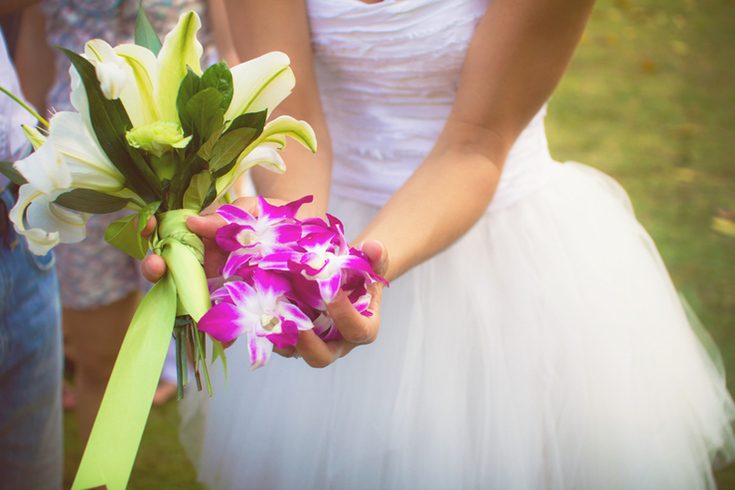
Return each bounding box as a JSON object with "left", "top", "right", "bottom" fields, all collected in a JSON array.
[
  {"left": 182, "top": 171, "right": 213, "bottom": 211},
  {"left": 60, "top": 47, "right": 162, "bottom": 203},
  {"left": 225, "top": 110, "right": 267, "bottom": 138},
  {"left": 0, "top": 161, "right": 28, "bottom": 185},
  {"left": 201, "top": 178, "right": 218, "bottom": 210},
  {"left": 209, "top": 127, "right": 257, "bottom": 174},
  {"left": 176, "top": 68, "right": 201, "bottom": 138},
  {"left": 54, "top": 188, "right": 130, "bottom": 214},
  {"left": 104, "top": 214, "right": 148, "bottom": 260},
  {"left": 136, "top": 200, "right": 161, "bottom": 235},
  {"left": 196, "top": 125, "right": 225, "bottom": 161},
  {"left": 167, "top": 152, "right": 208, "bottom": 210},
  {"left": 71, "top": 272, "right": 176, "bottom": 490},
  {"left": 134, "top": 1, "right": 162, "bottom": 56},
  {"left": 186, "top": 87, "right": 224, "bottom": 142},
  {"left": 201, "top": 62, "right": 234, "bottom": 113}
]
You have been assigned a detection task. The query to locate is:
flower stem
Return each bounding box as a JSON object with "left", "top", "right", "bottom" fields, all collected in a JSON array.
[{"left": 0, "top": 85, "right": 50, "bottom": 128}]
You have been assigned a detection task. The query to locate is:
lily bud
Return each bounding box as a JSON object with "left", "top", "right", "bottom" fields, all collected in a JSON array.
[
  {"left": 126, "top": 121, "right": 191, "bottom": 157},
  {"left": 94, "top": 59, "right": 128, "bottom": 100}
]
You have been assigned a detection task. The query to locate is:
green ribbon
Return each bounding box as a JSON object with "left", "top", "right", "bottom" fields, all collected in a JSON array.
[{"left": 72, "top": 210, "right": 211, "bottom": 489}]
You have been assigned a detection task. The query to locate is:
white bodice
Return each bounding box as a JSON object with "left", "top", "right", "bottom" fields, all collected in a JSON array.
[{"left": 307, "top": 0, "right": 554, "bottom": 211}]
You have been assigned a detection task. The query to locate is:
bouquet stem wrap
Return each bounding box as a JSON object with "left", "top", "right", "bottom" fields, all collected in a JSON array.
[{"left": 72, "top": 210, "right": 210, "bottom": 490}]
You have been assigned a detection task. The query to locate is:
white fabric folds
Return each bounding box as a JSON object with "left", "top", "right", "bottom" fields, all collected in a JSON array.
[{"left": 179, "top": 0, "right": 735, "bottom": 488}]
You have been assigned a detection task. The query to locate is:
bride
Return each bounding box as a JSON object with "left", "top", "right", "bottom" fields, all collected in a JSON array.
[{"left": 144, "top": 0, "right": 735, "bottom": 488}]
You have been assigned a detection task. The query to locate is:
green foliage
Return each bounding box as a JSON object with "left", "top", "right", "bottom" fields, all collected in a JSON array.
[
  {"left": 60, "top": 47, "right": 162, "bottom": 203},
  {"left": 134, "top": 1, "right": 162, "bottom": 56},
  {"left": 545, "top": 0, "right": 734, "bottom": 480},
  {"left": 64, "top": 0, "right": 735, "bottom": 486},
  {"left": 0, "top": 161, "right": 27, "bottom": 185},
  {"left": 183, "top": 171, "right": 214, "bottom": 211},
  {"left": 201, "top": 61, "right": 234, "bottom": 112},
  {"left": 54, "top": 189, "right": 130, "bottom": 214},
  {"left": 104, "top": 213, "right": 149, "bottom": 260}
]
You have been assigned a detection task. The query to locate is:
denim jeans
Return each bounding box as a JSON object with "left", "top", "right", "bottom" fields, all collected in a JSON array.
[{"left": 0, "top": 187, "right": 62, "bottom": 490}]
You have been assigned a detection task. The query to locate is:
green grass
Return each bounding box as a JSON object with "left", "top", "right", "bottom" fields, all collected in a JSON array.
[
  {"left": 63, "top": 400, "right": 204, "bottom": 490},
  {"left": 63, "top": 0, "right": 735, "bottom": 487},
  {"left": 547, "top": 0, "right": 735, "bottom": 485}
]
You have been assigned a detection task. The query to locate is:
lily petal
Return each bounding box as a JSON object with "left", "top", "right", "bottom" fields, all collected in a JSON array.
[
  {"left": 155, "top": 11, "right": 203, "bottom": 123},
  {"left": 9, "top": 185, "right": 89, "bottom": 255},
  {"left": 84, "top": 40, "right": 128, "bottom": 100},
  {"left": 114, "top": 43, "right": 160, "bottom": 126},
  {"left": 13, "top": 134, "right": 71, "bottom": 195},
  {"left": 225, "top": 52, "right": 295, "bottom": 121},
  {"left": 47, "top": 112, "right": 125, "bottom": 192}
]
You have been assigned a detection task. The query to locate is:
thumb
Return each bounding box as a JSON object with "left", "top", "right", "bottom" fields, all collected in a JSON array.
[{"left": 360, "top": 240, "right": 389, "bottom": 277}]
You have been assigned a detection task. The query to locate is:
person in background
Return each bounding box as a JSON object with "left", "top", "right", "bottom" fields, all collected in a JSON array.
[
  {"left": 12, "top": 0, "right": 237, "bottom": 445},
  {"left": 0, "top": 4, "right": 63, "bottom": 488}
]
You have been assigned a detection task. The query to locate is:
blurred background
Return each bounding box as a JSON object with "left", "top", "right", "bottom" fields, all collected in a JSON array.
[
  {"left": 5, "top": 0, "right": 733, "bottom": 487},
  {"left": 549, "top": 0, "right": 735, "bottom": 486}
]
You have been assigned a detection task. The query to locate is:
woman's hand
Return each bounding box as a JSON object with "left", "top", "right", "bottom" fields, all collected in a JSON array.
[
  {"left": 139, "top": 201, "right": 389, "bottom": 367},
  {"left": 274, "top": 240, "right": 388, "bottom": 368},
  {"left": 140, "top": 197, "right": 261, "bottom": 282}
]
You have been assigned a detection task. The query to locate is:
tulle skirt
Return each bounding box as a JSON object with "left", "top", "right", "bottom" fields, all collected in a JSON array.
[{"left": 179, "top": 160, "right": 735, "bottom": 490}]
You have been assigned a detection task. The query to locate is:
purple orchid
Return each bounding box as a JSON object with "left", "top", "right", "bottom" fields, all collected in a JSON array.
[
  {"left": 216, "top": 196, "right": 312, "bottom": 279},
  {"left": 199, "top": 269, "right": 313, "bottom": 370},
  {"left": 207, "top": 196, "right": 388, "bottom": 367},
  {"left": 290, "top": 214, "right": 387, "bottom": 307}
]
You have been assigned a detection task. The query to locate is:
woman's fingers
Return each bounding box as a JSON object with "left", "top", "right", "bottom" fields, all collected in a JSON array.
[
  {"left": 186, "top": 213, "right": 228, "bottom": 240},
  {"left": 360, "top": 240, "right": 389, "bottom": 277},
  {"left": 141, "top": 254, "right": 167, "bottom": 282},
  {"left": 141, "top": 215, "right": 157, "bottom": 239},
  {"left": 294, "top": 330, "right": 352, "bottom": 368},
  {"left": 326, "top": 290, "right": 380, "bottom": 344}
]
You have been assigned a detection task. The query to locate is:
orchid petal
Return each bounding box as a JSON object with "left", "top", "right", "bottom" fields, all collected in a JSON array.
[
  {"left": 276, "top": 302, "right": 314, "bottom": 331},
  {"left": 198, "top": 302, "right": 252, "bottom": 343},
  {"left": 155, "top": 11, "right": 203, "bottom": 123},
  {"left": 225, "top": 52, "right": 295, "bottom": 121},
  {"left": 247, "top": 333, "right": 273, "bottom": 370},
  {"left": 266, "top": 320, "right": 299, "bottom": 349},
  {"left": 318, "top": 271, "right": 344, "bottom": 304},
  {"left": 216, "top": 204, "right": 257, "bottom": 226}
]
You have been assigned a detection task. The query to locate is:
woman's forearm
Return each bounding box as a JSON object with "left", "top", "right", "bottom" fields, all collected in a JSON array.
[
  {"left": 354, "top": 128, "right": 504, "bottom": 283},
  {"left": 222, "top": 0, "right": 333, "bottom": 218},
  {"left": 355, "top": 0, "right": 594, "bottom": 282}
]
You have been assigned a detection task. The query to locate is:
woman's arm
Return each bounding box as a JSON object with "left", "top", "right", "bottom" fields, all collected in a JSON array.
[
  {"left": 147, "top": 0, "right": 596, "bottom": 367},
  {"left": 357, "top": 0, "right": 596, "bottom": 282},
  {"left": 221, "top": 0, "right": 333, "bottom": 219}
]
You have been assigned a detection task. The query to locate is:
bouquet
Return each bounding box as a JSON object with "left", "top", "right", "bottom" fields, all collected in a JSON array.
[
  {"left": 200, "top": 196, "right": 388, "bottom": 370},
  {"left": 0, "top": 6, "right": 317, "bottom": 489}
]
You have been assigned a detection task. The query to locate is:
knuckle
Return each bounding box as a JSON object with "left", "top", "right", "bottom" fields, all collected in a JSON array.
[
  {"left": 344, "top": 324, "right": 374, "bottom": 344},
  {"left": 306, "top": 357, "right": 331, "bottom": 369}
]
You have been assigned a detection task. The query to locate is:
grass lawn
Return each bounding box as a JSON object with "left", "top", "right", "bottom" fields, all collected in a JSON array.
[{"left": 63, "top": 0, "right": 735, "bottom": 487}]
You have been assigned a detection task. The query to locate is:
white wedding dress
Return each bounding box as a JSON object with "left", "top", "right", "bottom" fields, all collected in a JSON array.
[{"left": 179, "top": 1, "right": 735, "bottom": 488}]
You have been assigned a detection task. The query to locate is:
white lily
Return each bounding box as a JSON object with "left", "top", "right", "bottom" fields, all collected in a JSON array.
[
  {"left": 76, "top": 12, "right": 314, "bottom": 186},
  {"left": 214, "top": 116, "right": 317, "bottom": 200},
  {"left": 9, "top": 111, "right": 145, "bottom": 255},
  {"left": 9, "top": 185, "right": 90, "bottom": 255},
  {"left": 14, "top": 111, "right": 127, "bottom": 195}
]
